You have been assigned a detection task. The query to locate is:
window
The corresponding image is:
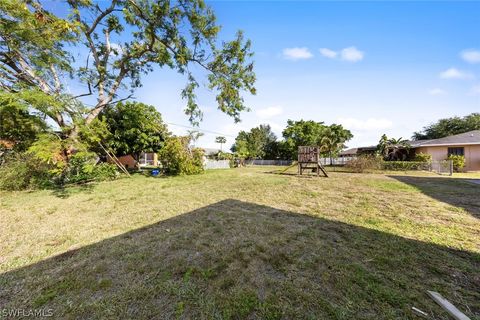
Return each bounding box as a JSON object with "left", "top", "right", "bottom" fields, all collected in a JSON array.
[{"left": 448, "top": 147, "right": 464, "bottom": 156}]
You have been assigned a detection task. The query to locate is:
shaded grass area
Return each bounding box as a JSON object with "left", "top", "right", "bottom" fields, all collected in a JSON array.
[
  {"left": 0, "top": 167, "right": 479, "bottom": 319},
  {"left": 390, "top": 175, "right": 480, "bottom": 219}
]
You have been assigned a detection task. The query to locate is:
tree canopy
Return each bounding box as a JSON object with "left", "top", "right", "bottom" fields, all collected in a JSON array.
[
  {"left": 0, "top": 0, "right": 256, "bottom": 141},
  {"left": 281, "top": 120, "right": 352, "bottom": 160},
  {"left": 231, "top": 124, "right": 277, "bottom": 159},
  {"left": 215, "top": 136, "right": 226, "bottom": 151},
  {"left": 413, "top": 113, "right": 480, "bottom": 140},
  {"left": 93, "top": 101, "right": 169, "bottom": 159},
  {"left": 231, "top": 121, "right": 353, "bottom": 160},
  {"left": 376, "top": 134, "right": 410, "bottom": 161},
  {"left": 319, "top": 124, "right": 353, "bottom": 161},
  {"left": 0, "top": 93, "right": 47, "bottom": 151}
]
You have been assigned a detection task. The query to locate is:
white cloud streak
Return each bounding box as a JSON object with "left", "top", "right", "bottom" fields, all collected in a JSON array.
[
  {"left": 282, "top": 47, "right": 313, "bottom": 61},
  {"left": 318, "top": 46, "right": 364, "bottom": 62},
  {"left": 340, "top": 46, "right": 364, "bottom": 62},
  {"left": 439, "top": 68, "right": 474, "bottom": 80},
  {"left": 319, "top": 48, "right": 338, "bottom": 59},
  {"left": 461, "top": 49, "right": 480, "bottom": 64}
]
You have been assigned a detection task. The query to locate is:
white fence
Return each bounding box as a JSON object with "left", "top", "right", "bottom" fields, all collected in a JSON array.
[
  {"left": 244, "top": 158, "right": 353, "bottom": 166},
  {"left": 319, "top": 157, "right": 355, "bottom": 166},
  {"left": 245, "top": 159, "right": 293, "bottom": 166},
  {"left": 204, "top": 159, "right": 230, "bottom": 170},
  {"left": 243, "top": 157, "right": 453, "bottom": 175}
]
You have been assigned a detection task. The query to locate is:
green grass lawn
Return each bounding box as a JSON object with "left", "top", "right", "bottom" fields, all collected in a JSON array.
[{"left": 0, "top": 167, "right": 479, "bottom": 319}]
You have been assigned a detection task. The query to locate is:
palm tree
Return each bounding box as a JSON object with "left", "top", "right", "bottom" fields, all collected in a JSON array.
[
  {"left": 215, "top": 136, "right": 227, "bottom": 152},
  {"left": 377, "top": 135, "right": 410, "bottom": 160},
  {"left": 187, "top": 130, "right": 204, "bottom": 149},
  {"left": 318, "top": 126, "right": 352, "bottom": 165}
]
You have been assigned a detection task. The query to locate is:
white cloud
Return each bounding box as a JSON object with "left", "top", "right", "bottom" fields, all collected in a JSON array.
[
  {"left": 319, "top": 48, "right": 338, "bottom": 59},
  {"left": 439, "top": 68, "right": 474, "bottom": 80},
  {"left": 282, "top": 47, "right": 313, "bottom": 61},
  {"left": 428, "top": 88, "right": 447, "bottom": 96},
  {"left": 337, "top": 117, "right": 393, "bottom": 131},
  {"left": 340, "top": 46, "right": 364, "bottom": 62},
  {"left": 255, "top": 106, "right": 283, "bottom": 119},
  {"left": 318, "top": 46, "right": 365, "bottom": 62},
  {"left": 461, "top": 49, "right": 480, "bottom": 64}
]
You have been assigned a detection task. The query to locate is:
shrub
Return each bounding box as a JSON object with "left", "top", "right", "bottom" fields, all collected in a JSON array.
[
  {"left": 448, "top": 154, "right": 465, "bottom": 172},
  {"left": 381, "top": 161, "right": 428, "bottom": 171},
  {"left": 159, "top": 137, "right": 204, "bottom": 175},
  {"left": 0, "top": 153, "right": 56, "bottom": 190},
  {"left": 66, "top": 151, "right": 118, "bottom": 184},
  {"left": 216, "top": 151, "right": 233, "bottom": 160},
  {"left": 0, "top": 136, "right": 119, "bottom": 190},
  {"left": 413, "top": 152, "right": 432, "bottom": 163},
  {"left": 345, "top": 155, "right": 382, "bottom": 173}
]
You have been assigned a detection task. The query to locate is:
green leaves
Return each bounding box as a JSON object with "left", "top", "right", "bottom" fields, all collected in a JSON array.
[
  {"left": 207, "top": 31, "right": 256, "bottom": 123},
  {"left": 2, "top": 0, "right": 256, "bottom": 142},
  {"left": 413, "top": 113, "right": 480, "bottom": 140},
  {"left": 232, "top": 125, "right": 277, "bottom": 159},
  {"left": 282, "top": 120, "right": 353, "bottom": 160},
  {"left": 96, "top": 101, "right": 169, "bottom": 158}
]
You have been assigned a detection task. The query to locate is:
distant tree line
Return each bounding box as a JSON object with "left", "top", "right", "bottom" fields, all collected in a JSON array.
[
  {"left": 413, "top": 113, "right": 480, "bottom": 140},
  {"left": 231, "top": 120, "right": 353, "bottom": 160}
]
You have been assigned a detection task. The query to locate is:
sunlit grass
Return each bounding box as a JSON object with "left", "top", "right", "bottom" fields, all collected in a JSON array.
[{"left": 0, "top": 167, "right": 478, "bottom": 319}]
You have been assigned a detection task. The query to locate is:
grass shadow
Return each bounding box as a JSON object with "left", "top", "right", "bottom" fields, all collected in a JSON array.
[
  {"left": 0, "top": 199, "right": 478, "bottom": 319},
  {"left": 50, "top": 183, "right": 95, "bottom": 199},
  {"left": 389, "top": 175, "right": 480, "bottom": 219}
]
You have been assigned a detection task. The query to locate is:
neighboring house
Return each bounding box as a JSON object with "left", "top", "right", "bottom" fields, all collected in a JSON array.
[
  {"left": 202, "top": 147, "right": 222, "bottom": 158},
  {"left": 343, "top": 130, "right": 480, "bottom": 171},
  {"left": 107, "top": 152, "right": 158, "bottom": 169},
  {"left": 412, "top": 130, "right": 480, "bottom": 171},
  {"left": 339, "top": 146, "right": 377, "bottom": 157}
]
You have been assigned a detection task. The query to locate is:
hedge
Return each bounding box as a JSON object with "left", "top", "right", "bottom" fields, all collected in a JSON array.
[{"left": 381, "top": 161, "right": 429, "bottom": 171}]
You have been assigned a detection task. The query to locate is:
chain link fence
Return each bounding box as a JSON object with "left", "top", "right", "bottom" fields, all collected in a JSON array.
[{"left": 429, "top": 160, "right": 453, "bottom": 176}]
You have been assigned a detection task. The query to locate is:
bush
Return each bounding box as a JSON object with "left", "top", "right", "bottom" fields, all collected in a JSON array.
[
  {"left": 159, "top": 137, "right": 204, "bottom": 175},
  {"left": 345, "top": 155, "right": 382, "bottom": 173},
  {"left": 0, "top": 153, "right": 56, "bottom": 190},
  {"left": 0, "top": 136, "right": 119, "bottom": 190},
  {"left": 448, "top": 154, "right": 465, "bottom": 172},
  {"left": 381, "top": 161, "right": 428, "bottom": 171},
  {"left": 413, "top": 152, "right": 432, "bottom": 163},
  {"left": 66, "top": 151, "right": 118, "bottom": 183}
]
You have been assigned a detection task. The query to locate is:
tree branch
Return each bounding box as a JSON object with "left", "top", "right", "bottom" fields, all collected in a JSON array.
[
  {"left": 85, "top": 1, "right": 118, "bottom": 36},
  {"left": 50, "top": 64, "right": 62, "bottom": 92}
]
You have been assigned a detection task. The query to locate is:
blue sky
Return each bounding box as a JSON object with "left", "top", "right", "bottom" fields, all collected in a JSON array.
[
  {"left": 62, "top": 1, "right": 480, "bottom": 149},
  {"left": 133, "top": 1, "right": 480, "bottom": 149}
]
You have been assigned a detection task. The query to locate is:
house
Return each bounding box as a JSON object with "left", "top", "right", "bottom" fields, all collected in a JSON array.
[
  {"left": 412, "top": 130, "right": 480, "bottom": 171},
  {"left": 339, "top": 146, "right": 377, "bottom": 157},
  {"left": 344, "top": 130, "right": 480, "bottom": 171},
  {"left": 107, "top": 152, "right": 158, "bottom": 169}
]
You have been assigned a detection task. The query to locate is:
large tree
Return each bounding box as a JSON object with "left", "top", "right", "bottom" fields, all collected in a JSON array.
[
  {"left": 95, "top": 101, "right": 169, "bottom": 160},
  {"left": 413, "top": 113, "right": 480, "bottom": 140},
  {"left": 282, "top": 120, "right": 353, "bottom": 160},
  {"left": 319, "top": 124, "right": 353, "bottom": 163},
  {"left": 231, "top": 124, "right": 277, "bottom": 159},
  {"left": 281, "top": 120, "right": 326, "bottom": 159},
  {"left": 0, "top": 0, "right": 256, "bottom": 145}
]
